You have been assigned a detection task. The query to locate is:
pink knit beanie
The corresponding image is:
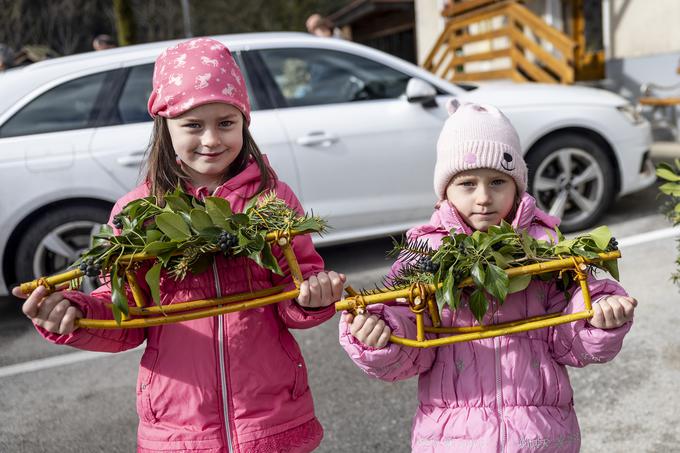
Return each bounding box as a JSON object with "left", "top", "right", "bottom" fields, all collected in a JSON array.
[
  {"left": 433, "top": 100, "right": 527, "bottom": 200},
  {"left": 148, "top": 37, "right": 251, "bottom": 123}
]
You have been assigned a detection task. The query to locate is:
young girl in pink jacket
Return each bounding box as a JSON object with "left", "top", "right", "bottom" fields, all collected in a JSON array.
[
  {"left": 14, "top": 37, "right": 345, "bottom": 453},
  {"left": 340, "top": 100, "right": 637, "bottom": 452}
]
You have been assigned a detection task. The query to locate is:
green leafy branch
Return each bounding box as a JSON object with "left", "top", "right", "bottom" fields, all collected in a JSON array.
[
  {"left": 71, "top": 187, "right": 327, "bottom": 324},
  {"left": 381, "top": 222, "right": 619, "bottom": 323},
  {"left": 656, "top": 159, "right": 680, "bottom": 286}
]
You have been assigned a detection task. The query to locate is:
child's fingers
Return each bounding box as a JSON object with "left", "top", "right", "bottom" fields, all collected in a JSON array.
[
  {"left": 356, "top": 315, "right": 380, "bottom": 340},
  {"left": 599, "top": 299, "right": 617, "bottom": 328},
  {"left": 327, "top": 271, "right": 345, "bottom": 302},
  {"left": 315, "top": 272, "right": 332, "bottom": 307},
  {"left": 619, "top": 297, "right": 636, "bottom": 319},
  {"left": 36, "top": 293, "right": 66, "bottom": 322},
  {"left": 44, "top": 299, "right": 72, "bottom": 332},
  {"left": 297, "top": 281, "right": 310, "bottom": 306},
  {"left": 610, "top": 299, "right": 626, "bottom": 324},
  {"left": 343, "top": 312, "right": 354, "bottom": 324},
  {"left": 349, "top": 313, "right": 368, "bottom": 336},
  {"left": 11, "top": 285, "right": 29, "bottom": 300},
  {"left": 59, "top": 306, "right": 83, "bottom": 335},
  {"left": 624, "top": 296, "right": 638, "bottom": 307},
  {"left": 589, "top": 303, "right": 605, "bottom": 328},
  {"left": 376, "top": 325, "right": 392, "bottom": 348},
  {"left": 21, "top": 285, "right": 46, "bottom": 318},
  {"left": 364, "top": 319, "right": 387, "bottom": 346},
  {"left": 307, "top": 275, "right": 321, "bottom": 307}
]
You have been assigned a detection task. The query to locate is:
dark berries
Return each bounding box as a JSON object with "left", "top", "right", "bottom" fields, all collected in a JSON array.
[
  {"left": 218, "top": 231, "right": 238, "bottom": 254},
  {"left": 607, "top": 237, "right": 619, "bottom": 251},
  {"left": 112, "top": 215, "right": 124, "bottom": 229},
  {"left": 419, "top": 257, "right": 439, "bottom": 274},
  {"left": 80, "top": 258, "right": 100, "bottom": 277}
]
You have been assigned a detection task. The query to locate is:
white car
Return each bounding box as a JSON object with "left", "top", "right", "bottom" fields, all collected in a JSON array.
[{"left": 0, "top": 32, "right": 655, "bottom": 296}]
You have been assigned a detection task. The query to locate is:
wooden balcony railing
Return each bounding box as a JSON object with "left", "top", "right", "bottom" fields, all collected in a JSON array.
[{"left": 424, "top": 0, "right": 576, "bottom": 84}]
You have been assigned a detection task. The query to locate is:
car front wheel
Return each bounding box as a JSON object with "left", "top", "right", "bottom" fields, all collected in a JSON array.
[
  {"left": 526, "top": 133, "right": 615, "bottom": 232},
  {"left": 14, "top": 205, "right": 110, "bottom": 289}
]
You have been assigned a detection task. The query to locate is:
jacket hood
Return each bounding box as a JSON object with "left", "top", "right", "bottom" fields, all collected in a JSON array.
[{"left": 431, "top": 192, "right": 560, "bottom": 235}]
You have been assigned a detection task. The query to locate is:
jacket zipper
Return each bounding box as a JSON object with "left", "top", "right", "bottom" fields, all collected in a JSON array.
[
  {"left": 493, "top": 303, "right": 506, "bottom": 453},
  {"left": 214, "top": 260, "right": 234, "bottom": 453}
]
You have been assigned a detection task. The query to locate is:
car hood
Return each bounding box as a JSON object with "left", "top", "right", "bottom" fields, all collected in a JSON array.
[{"left": 458, "top": 82, "right": 628, "bottom": 108}]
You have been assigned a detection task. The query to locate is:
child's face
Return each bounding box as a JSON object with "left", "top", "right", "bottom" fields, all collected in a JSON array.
[
  {"left": 166, "top": 103, "right": 244, "bottom": 189},
  {"left": 445, "top": 168, "right": 517, "bottom": 231}
]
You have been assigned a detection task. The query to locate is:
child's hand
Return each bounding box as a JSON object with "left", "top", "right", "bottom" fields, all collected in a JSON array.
[
  {"left": 588, "top": 295, "right": 637, "bottom": 329},
  {"left": 346, "top": 312, "right": 392, "bottom": 348},
  {"left": 12, "top": 285, "right": 83, "bottom": 334},
  {"left": 296, "top": 271, "right": 346, "bottom": 309}
]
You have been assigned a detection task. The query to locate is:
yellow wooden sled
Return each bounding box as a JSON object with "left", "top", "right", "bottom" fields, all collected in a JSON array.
[
  {"left": 19, "top": 230, "right": 620, "bottom": 347},
  {"left": 337, "top": 251, "right": 621, "bottom": 348}
]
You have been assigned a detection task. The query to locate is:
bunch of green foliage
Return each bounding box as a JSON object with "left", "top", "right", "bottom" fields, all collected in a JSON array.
[
  {"left": 656, "top": 160, "right": 680, "bottom": 285},
  {"left": 71, "top": 188, "right": 327, "bottom": 323},
  {"left": 384, "top": 222, "right": 619, "bottom": 323}
]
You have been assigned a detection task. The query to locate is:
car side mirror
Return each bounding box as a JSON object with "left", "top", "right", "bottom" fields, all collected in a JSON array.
[{"left": 405, "top": 78, "right": 437, "bottom": 107}]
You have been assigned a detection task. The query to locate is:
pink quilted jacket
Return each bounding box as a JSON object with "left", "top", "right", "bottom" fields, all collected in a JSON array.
[
  {"left": 340, "top": 194, "right": 632, "bottom": 452},
  {"left": 38, "top": 157, "right": 333, "bottom": 452}
]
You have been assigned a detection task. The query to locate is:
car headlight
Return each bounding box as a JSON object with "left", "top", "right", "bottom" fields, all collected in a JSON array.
[{"left": 617, "top": 103, "right": 645, "bottom": 125}]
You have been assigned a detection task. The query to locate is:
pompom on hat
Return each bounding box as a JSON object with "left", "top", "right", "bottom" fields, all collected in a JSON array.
[
  {"left": 147, "top": 37, "right": 251, "bottom": 123},
  {"left": 433, "top": 99, "right": 527, "bottom": 200}
]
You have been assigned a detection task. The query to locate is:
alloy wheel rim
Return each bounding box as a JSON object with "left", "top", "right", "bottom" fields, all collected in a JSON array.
[
  {"left": 532, "top": 148, "right": 604, "bottom": 227},
  {"left": 32, "top": 221, "right": 100, "bottom": 278}
]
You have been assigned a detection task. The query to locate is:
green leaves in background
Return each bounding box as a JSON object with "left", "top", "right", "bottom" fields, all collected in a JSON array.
[{"left": 656, "top": 159, "right": 680, "bottom": 286}]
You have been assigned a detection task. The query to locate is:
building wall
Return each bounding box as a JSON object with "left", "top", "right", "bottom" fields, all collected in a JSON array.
[
  {"left": 609, "top": 0, "right": 680, "bottom": 59},
  {"left": 414, "top": 0, "right": 446, "bottom": 65}
]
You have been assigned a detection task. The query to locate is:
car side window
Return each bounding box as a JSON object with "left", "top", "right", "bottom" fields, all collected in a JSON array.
[
  {"left": 258, "top": 48, "right": 411, "bottom": 108},
  {"left": 117, "top": 64, "right": 154, "bottom": 124},
  {"left": 0, "top": 72, "right": 108, "bottom": 138},
  {"left": 232, "top": 53, "right": 260, "bottom": 111}
]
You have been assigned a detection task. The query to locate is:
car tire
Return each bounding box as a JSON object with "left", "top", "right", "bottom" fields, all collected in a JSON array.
[
  {"left": 14, "top": 205, "right": 111, "bottom": 288},
  {"left": 526, "top": 133, "right": 615, "bottom": 232}
]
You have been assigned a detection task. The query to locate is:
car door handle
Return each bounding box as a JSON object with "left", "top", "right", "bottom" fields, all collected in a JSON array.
[
  {"left": 117, "top": 151, "right": 146, "bottom": 167},
  {"left": 296, "top": 131, "right": 338, "bottom": 147}
]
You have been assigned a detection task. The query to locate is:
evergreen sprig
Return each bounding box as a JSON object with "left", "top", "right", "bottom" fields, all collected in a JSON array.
[
  {"left": 380, "top": 221, "right": 619, "bottom": 323},
  {"left": 656, "top": 159, "right": 680, "bottom": 286},
  {"left": 70, "top": 187, "right": 327, "bottom": 324}
]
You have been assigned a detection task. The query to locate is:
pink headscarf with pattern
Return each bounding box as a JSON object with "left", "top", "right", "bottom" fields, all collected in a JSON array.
[{"left": 147, "top": 37, "right": 251, "bottom": 124}]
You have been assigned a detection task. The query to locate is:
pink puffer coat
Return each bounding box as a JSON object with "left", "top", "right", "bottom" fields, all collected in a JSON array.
[
  {"left": 340, "top": 193, "right": 632, "bottom": 453},
  {"left": 37, "top": 157, "right": 333, "bottom": 453}
]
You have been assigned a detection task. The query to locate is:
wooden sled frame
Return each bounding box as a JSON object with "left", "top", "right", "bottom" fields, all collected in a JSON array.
[
  {"left": 19, "top": 233, "right": 620, "bottom": 347},
  {"left": 335, "top": 251, "right": 621, "bottom": 348}
]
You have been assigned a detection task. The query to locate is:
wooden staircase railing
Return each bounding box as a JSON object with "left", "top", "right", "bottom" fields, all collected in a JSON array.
[{"left": 424, "top": 0, "right": 575, "bottom": 84}]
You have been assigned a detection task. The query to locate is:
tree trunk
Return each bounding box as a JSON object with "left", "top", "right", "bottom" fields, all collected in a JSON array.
[{"left": 113, "top": 0, "right": 136, "bottom": 45}]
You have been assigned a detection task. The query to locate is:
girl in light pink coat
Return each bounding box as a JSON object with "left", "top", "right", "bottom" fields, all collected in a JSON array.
[
  {"left": 340, "top": 100, "right": 637, "bottom": 452},
  {"left": 14, "top": 37, "right": 345, "bottom": 453}
]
